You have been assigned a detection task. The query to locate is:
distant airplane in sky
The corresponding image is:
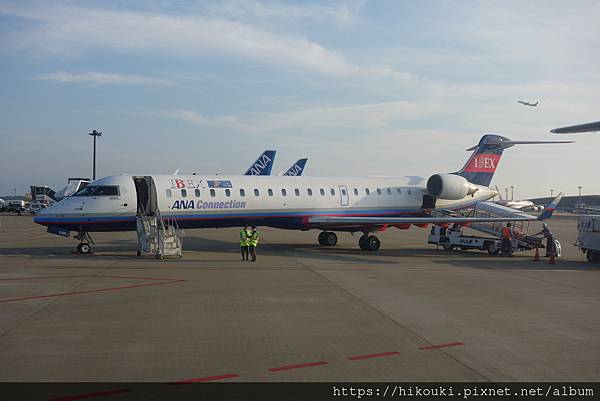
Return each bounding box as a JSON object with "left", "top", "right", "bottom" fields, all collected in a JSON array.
[
  {"left": 517, "top": 100, "right": 539, "bottom": 107},
  {"left": 551, "top": 120, "right": 600, "bottom": 134}
]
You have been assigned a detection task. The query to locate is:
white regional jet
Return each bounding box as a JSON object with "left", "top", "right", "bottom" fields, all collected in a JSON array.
[
  {"left": 34, "top": 134, "right": 569, "bottom": 253},
  {"left": 494, "top": 186, "right": 543, "bottom": 211}
]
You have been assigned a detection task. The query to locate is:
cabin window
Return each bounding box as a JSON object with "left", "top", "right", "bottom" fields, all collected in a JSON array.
[
  {"left": 320, "top": 188, "right": 325, "bottom": 196},
  {"left": 295, "top": 188, "right": 300, "bottom": 196},
  {"left": 195, "top": 189, "right": 201, "bottom": 197},
  {"left": 330, "top": 188, "right": 335, "bottom": 196},
  {"left": 387, "top": 188, "right": 392, "bottom": 195},
  {"left": 365, "top": 188, "right": 370, "bottom": 195},
  {"left": 210, "top": 189, "right": 216, "bottom": 197},
  {"left": 254, "top": 189, "right": 260, "bottom": 197},
  {"left": 341, "top": 188, "right": 347, "bottom": 196},
  {"left": 307, "top": 188, "right": 313, "bottom": 196},
  {"left": 225, "top": 189, "right": 231, "bottom": 197},
  {"left": 166, "top": 189, "right": 172, "bottom": 198},
  {"left": 181, "top": 189, "right": 187, "bottom": 197},
  {"left": 239, "top": 189, "right": 245, "bottom": 197},
  {"left": 377, "top": 188, "right": 382, "bottom": 195},
  {"left": 281, "top": 189, "right": 287, "bottom": 196},
  {"left": 408, "top": 188, "right": 412, "bottom": 195},
  {"left": 268, "top": 189, "right": 273, "bottom": 197},
  {"left": 396, "top": 188, "right": 402, "bottom": 194},
  {"left": 353, "top": 188, "right": 358, "bottom": 196}
]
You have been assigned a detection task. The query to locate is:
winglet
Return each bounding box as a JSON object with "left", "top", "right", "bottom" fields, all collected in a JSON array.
[{"left": 537, "top": 192, "right": 563, "bottom": 220}]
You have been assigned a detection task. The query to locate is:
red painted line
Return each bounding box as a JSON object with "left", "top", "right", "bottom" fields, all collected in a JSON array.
[
  {"left": 48, "top": 388, "right": 131, "bottom": 401},
  {"left": 0, "top": 280, "right": 186, "bottom": 304},
  {"left": 268, "top": 361, "right": 328, "bottom": 372},
  {"left": 0, "top": 275, "right": 185, "bottom": 282},
  {"left": 419, "top": 342, "right": 464, "bottom": 351},
  {"left": 347, "top": 351, "right": 400, "bottom": 361},
  {"left": 169, "top": 373, "right": 240, "bottom": 384}
]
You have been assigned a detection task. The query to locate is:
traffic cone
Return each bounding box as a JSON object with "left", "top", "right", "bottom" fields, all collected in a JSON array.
[
  {"left": 548, "top": 251, "right": 556, "bottom": 265},
  {"left": 532, "top": 248, "right": 540, "bottom": 261}
]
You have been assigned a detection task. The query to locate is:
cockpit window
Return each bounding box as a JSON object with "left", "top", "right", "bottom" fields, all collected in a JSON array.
[{"left": 72, "top": 185, "right": 119, "bottom": 197}]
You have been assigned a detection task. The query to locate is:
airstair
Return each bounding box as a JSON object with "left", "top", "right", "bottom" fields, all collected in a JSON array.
[{"left": 136, "top": 209, "right": 184, "bottom": 259}]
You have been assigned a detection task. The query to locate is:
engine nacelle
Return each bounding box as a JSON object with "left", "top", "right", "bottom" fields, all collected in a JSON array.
[{"left": 426, "top": 173, "right": 479, "bottom": 200}]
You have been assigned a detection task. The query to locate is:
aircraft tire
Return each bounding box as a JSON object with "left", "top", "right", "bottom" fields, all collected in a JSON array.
[
  {"left": 442, "top": 243, "right": 454, "bottom": 251},
  {"left": 359, "top": 235, "right": 369, "bottom": 250},
  {"left": 318, "top": 231, "right": 327, "bottom": 246},
  {"left": 366, "top": 235, "right": 380, "bottom": 251},
  {"left": 78, "top": 242, "right": 91, "bottom": 254},
  {"left": 325, "top": 232, "right": 338, "bottom": 246}
]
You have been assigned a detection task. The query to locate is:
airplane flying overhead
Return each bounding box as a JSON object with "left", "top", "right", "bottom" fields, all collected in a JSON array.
[
  {"left": 35, "top": 134, "right": 570, "bottom": 253},
  {"left": 281, "top": 158, "right": 308, "bottom": 176},
  {"left": 243, "top": 150, "right": 276, "bottom": 176},
  {"left": 517, "top": 100, "right": 539, "bottom": 107},
  {"left": 551, "top": 120, "right": 600, "bottom": 134}
]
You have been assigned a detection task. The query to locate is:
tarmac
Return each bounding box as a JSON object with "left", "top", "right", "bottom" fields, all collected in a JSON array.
[{"left": 0, "top": 214, "right": 599, "bottom": 382}]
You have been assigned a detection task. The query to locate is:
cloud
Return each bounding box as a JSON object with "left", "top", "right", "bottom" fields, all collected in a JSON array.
[
  {"left": 37, "top": 71, "right": 176, "bottom": 86},
  {"left": 161, "top": 110, "right": 240, "bottom": 126},
  {"left": 208, "top": 0, "right": 363, "bottom": 24},
  {"left": 1, "top": 3, "right": 410, "bottom": 82}
]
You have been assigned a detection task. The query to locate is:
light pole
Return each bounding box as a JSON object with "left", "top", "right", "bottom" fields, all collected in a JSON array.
[
  {"left": 505, "top": 187, "right": 509, "bottom": 200},
  {"left": 13, "top": 188, "right": 16, "bottom": 197},
  {"left": 550, "top": 189, "right": 554, "bottom": 198},
  {"left": 89, "top": 130, "right": 102, "bottom": 180},
  {"left": 510, "top": 185, "right": 514, "bottom": 201}
]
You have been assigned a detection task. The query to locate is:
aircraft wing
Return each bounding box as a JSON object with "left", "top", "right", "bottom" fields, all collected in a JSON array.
[
  {"left": 310, "top": 192, "right": 564, "bottom": 227},
  {"left": 551, "top": 120, "right": 600, "bottom": 134},
  {"left": 309, "top": 215, "right": 536, "bottom": 227}
]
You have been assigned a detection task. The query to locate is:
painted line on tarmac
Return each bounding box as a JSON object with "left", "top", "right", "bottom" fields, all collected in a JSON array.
[
  {"left": 169, "top": 373, "right": 240, "bottom": 384},
  {"left": 0, "top": 276, "right": 187, "bottom": 303},
  {"left": 419, "top": 342, "right": 464, "bottom": 351},
  {"left": 48, "top": 388, "right": 131, "bottom": 401},
  {"left": 268, "top": 361, "right": 328, "bottom": 372},
  {"left": 347, "top": 351, "right": 400, "bottom": 361}
]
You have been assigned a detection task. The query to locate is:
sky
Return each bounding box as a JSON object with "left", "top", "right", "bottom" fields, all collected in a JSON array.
[{"left": 1, "top": 0, "right": 599, "bottom": 199}]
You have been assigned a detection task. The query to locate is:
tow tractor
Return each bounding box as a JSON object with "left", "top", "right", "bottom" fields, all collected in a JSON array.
[
  {"left": 576, "top": 215, "right": 600, "bottom": 263},
  {"left": 428, "top": 201, "right": 552, "bottom": 255}
]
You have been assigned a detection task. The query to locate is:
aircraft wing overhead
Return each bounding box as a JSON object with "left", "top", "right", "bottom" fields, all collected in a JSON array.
[{"left": 551, "top": 120, "right": 600, "bottom": 134}]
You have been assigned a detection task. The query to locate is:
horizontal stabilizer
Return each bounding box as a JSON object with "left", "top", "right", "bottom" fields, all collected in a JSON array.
[{"left": 551, "top": 120, "right": 600, "bottom": 134}]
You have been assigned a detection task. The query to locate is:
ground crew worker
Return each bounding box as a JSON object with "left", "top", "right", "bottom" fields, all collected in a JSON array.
[
  {"left": 240, "top": 225, "right": 250, "bottom": 261},
  {"left": 248, "top": 225, "right": 260, "bottom": 262},
  {"left": 501, "top": 222, "right": 514, "bottom": 256},
  {"left": 533, "top": 223, "right": 555, "bottom": 257}
]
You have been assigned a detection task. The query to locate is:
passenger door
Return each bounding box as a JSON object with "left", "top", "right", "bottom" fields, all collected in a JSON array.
[{"left": 339, "top": 185, "right": 349, "bottom": 206}]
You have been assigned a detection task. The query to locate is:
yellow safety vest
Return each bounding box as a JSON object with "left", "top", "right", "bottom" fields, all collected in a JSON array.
[
  {"left": 240, "top": 230, "right": 249, "bottom": 246},
  {"left": 249, "top": 230, "right": 260, "bottom": 246}
]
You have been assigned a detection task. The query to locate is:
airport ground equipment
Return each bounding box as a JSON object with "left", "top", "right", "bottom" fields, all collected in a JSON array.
[
  {"left": 576, "top": 215, "right": 600, "bottom": 263},
  {"left": 428, "top": 201, "right": 553, "bottom": 255},
  {"left": 136, "top": 209, "right": 183, "bottom": 259}
]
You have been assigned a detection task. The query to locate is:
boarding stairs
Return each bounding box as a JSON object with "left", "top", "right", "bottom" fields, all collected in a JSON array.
[{"left": 136, "top": 208, "right": 184, "bottom": 259}]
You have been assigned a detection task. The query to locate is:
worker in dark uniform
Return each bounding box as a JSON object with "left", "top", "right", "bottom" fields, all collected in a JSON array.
[
  {"left": 501, "top": 222, "right": 514, "bottom": 256},
  {"left": 248, "top": 225, "right": 260, "bottom": 262},
  {"left": 533, "top": 223, "right": 554, "bottom": 257},
  {"left": 240, "top": 225, "right": 250, "bottom": 261}
]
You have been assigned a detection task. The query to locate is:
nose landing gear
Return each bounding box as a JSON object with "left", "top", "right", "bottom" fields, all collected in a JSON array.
[{"left": 75, "top": 232, "right": 95, "bottom": 255}]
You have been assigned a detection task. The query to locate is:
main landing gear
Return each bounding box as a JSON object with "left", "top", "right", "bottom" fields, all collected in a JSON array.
[
  {"left": 317, "top": 231, "right": 381, "bottom": 251},
  {"left": 318, "top": 231, "right": 338, "bottom": 246},
  {"left": 75, "top": 232, "right": 95, "bottom": 255},
  {"left": 359, "top": 234, "right": 380, "bottom": 251}
]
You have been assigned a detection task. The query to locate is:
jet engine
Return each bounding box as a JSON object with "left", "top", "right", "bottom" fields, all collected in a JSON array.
[{"left": 426, "top": 173, "right": 479, "bottom": 200}]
